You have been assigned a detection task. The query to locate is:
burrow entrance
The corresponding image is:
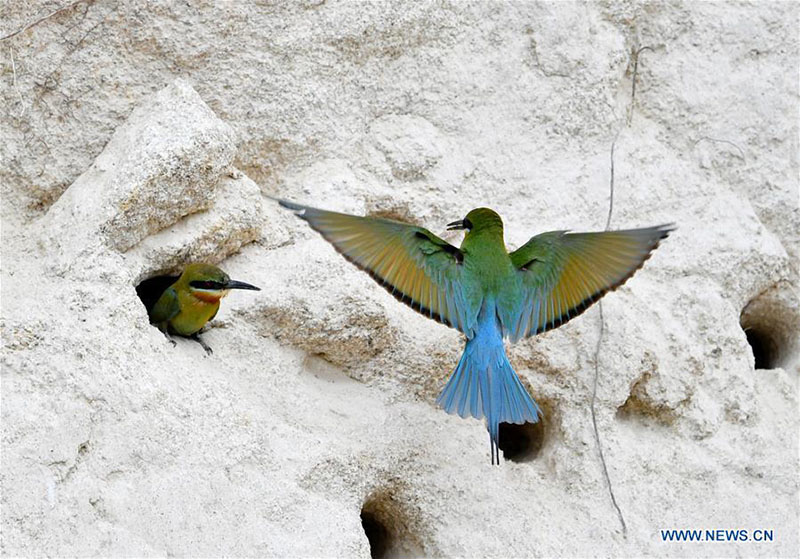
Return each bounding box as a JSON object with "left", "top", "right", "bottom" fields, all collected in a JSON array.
[
  {"left": 497, "top": 395, "right": 555, "bottom": 462},
  {"left": 360, "top": 490, "right": 424, "bottom": 559},
  {"left": 498, "top": 422, "right": 544, "bottom": 462},
  {"left": 740, "top": 283, "right": 799, "bottom": 370},
  {"left": 361, "top": 507, "right": 391, "bottom": 559}
]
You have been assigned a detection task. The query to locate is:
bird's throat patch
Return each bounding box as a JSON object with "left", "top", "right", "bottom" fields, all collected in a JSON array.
[{"left": 192, "top": 289, "right": 228, "bottom": 303}]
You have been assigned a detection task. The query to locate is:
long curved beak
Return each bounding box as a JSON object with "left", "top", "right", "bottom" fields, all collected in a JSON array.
[
  {"left": 446, "top": 219, "right": 467, "bottom": 231},
  {"left": 225, "top": 280, "right": 261, "bottom": 291}
]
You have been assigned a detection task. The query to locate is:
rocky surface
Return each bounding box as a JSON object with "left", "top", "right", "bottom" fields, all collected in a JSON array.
[{"left": 2, "top": 1, "right": 798, "bottom": 557}]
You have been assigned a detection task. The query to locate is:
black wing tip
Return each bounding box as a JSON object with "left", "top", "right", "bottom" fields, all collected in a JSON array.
[
  {"left": 266, "top": 195, "right": 307, "bottom": 214},
  {"left": 280, "top": 200, "right": 306, "bottom": 213},
  {"left": 618, "top": 223, "right": 675, "bottom": 240},
  {"left": 647, "top": 223, "right": 676, "bottom": 250},
  {"left": 655, "top": 223, "right": 677, "bottom": 238}
]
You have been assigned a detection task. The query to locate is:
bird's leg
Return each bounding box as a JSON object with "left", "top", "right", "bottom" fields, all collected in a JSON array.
[
  {"left": 162, "top": 330, "right": 177, "bottom": 347},
  {"left": 191, "top": 333, "right": 213, "bottom": 356}
]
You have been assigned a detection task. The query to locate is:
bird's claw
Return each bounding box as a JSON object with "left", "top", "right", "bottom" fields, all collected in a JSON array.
[
  {"left": 163, "top": 331, "right": 177, "bottom": 347},
  {"left": 191, "top": 334, "right": 214, "bottom": 356}
]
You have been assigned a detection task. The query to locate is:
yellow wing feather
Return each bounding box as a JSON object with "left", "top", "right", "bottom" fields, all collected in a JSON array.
[
  {"left": 279, "top": 200, "right": 478, "bottom": 335},
  {"left": 505, "top": 225, "right": 673, "bottom": 340}
]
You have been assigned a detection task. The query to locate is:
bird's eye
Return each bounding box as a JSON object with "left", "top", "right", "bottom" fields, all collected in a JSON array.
[
  {"left": 464, "top": 218, "right": 473, "bottom": 230},
  {"left": 190, "top": 280, "right": 221, "bottom": 290}
]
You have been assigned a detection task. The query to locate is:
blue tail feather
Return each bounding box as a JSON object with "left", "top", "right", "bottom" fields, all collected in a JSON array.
[{"left": 435, "top": 303, "right": 542, "bottom": 465}]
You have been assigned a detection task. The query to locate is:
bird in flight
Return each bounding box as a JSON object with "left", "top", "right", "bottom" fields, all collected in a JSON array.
[{"left": 277, "top": 199, "right": 672, "bottom": 464}]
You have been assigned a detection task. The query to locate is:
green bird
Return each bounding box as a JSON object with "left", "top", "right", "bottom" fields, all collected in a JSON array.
[
  {"left": 277, "top": 199, "right": 672, "bottom": 464},
  {"left": 145, "top": 263, "right": 260, "bottom": 354}
]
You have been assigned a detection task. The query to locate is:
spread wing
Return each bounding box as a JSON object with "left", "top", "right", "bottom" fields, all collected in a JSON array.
[
  {"left": 279, "top": 199, "right": 478, "bottom": 335},
  {"left": 503, "top": 225, "right": 674, "bottom": 341},
  {"left": 149, "top": 286, "right": 180, "bottom": 326}
]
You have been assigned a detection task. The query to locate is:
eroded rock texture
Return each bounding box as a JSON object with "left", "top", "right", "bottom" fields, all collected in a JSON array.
[{"left": 1, "top": 2, "right": 798, "bottom": 557}]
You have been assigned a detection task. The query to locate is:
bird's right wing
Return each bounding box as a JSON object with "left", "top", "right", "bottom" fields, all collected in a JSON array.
[
  {"left": 502, "top": 225, "right": 673, "bottom": 341},
  {"left": 149, "top": 286, "right": 180, "bottom": 326},
  {"left": 278, "top": 199, "right": 479, "bottom": 336}
]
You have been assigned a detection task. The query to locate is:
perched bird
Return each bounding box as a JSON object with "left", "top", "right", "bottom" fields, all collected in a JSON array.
[
  {"left": 277, "top": 199, "right": 672, "bottom": 464},
  {"left": 144, "top": 263, "right": 260, "bottom": 355}
]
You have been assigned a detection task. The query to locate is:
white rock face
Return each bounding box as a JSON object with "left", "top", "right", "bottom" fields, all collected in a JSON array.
[
  {"left": 42, "top": 79, "right": 237, "bottom": 264},
  {"left": 369, "top": 115, "right": 444, "bottom": 181},
  {"left": 1, "top": 2, "right": 798, "bottom": 558}
]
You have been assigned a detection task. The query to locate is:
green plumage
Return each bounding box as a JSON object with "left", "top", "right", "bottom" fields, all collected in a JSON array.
[
  {"left": 146, "top": 263, "right": 260, "bottom": 353},
  {"left": 277, "top": 198, "right": 673, "bottom": 463},
  {"left": 279, "top": 201, "right": 671, "bottom": 341}
]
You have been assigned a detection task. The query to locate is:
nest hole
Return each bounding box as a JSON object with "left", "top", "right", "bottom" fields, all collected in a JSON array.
[
  {"left": 135, "top": 274, "right": 180, "bottom": 315},
  {"left": 361, "top": 509, "right": 391, "bottom": 559},
  {"left": 498, "top": 396, "right": 556, "bottom": 463},
  {"left": 360, "top": 492, "right": 422, "bottom": 559},
  {"left": 498, "top": 422, "right": 543, "bottom": 462},
  {"left": 740, "top": 283, "right": 800, "bottom": 370},
  {"left": 744, "top": 327, "right": 775, "bottom": 370}
]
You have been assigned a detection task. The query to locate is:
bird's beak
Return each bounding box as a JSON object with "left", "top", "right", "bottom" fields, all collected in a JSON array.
[
  {"left": 446, "top": 219, "right": 467, "bottom": 231},
  {"left": 225, "top": 280, "right": 261, "bottom": 291}
]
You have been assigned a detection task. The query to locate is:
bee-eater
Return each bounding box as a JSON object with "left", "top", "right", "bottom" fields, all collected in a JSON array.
[
  {"left": 276, "top": 199, "right": 672, "bottom": 464},
  {"left": 146, "top": 263, "right": 260, "bottom": 355}
]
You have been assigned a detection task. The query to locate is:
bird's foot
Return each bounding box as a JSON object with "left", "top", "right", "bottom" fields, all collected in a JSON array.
[
  {"left": 191, "top": 333, "right": 213, "bottom": 356},
  {"left": 163, "top": 331, "right": 177, "bottom": 347}
]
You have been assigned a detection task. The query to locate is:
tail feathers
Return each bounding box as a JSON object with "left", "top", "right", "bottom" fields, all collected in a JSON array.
[
  {"left": 436, "top": 345, "right": 542, "bottom": 465},
  {"left": 436, "top": 346, "right": 484, "bottom": 419}
]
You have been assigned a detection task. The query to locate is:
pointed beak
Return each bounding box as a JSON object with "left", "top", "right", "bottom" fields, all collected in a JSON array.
[
  {"left": 446, "top": 219, "right": 467, "bottom": 231},
  {"left": 224, "top": 280, "right": 261, "bottom": 291}
]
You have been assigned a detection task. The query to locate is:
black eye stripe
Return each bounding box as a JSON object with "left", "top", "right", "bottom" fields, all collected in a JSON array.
[
  {"left": 190, "top": 280, "right": 223, "bottom": 290},
  {"left": 464, "top": 218, "right": 473, "bottom": 230}
]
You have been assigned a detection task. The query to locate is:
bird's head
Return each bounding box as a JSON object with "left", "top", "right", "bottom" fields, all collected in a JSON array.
[
  {"left": 447, "top": 208, "right": 504, "bottom": 237},
  {"left": 181, "top": 263, "right": 260, "bottom": 303}
]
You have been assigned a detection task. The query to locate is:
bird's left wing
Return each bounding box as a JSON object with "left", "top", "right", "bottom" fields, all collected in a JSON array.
[
  {"left": 136, "top": 274, "right": 180, "bottom": 314},
  {"left": 279, "top": 199, "right": 477, "bottom": 335},
  {"left": 501, "top": 225, "right": 673, "bottom": 341},
  {"left": 149, "top": 286, "right": 180, "bottom": 326}
]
